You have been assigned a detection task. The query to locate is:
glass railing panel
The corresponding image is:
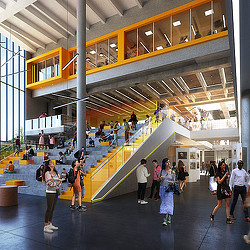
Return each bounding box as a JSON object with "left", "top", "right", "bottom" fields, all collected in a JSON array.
[
  {"left": 109, "top": 36, "right": 118, "bottom": 63},
  {"left": 46, "top": 116, "right": 51, "bottom": 128},
  {"left": 57, "top": 115, "right": 62, "bottom": 126},
  {"left": 26, "top": 120, "right": 32, "bottom": 130},
  {"left": 33, "top": 119, "right": 39, "bottom": 130},
  {"left": 40, "top": 117, "right": 46, "bottom": 129},
  {"left": 51, "top": 115, "right": 58, "bottom": 127},
  {"left": 86, "top": 44, "right": 97, "bottom": 70},
  {"left": 191, "top": 2, "right": 212, "bottom": 40}
]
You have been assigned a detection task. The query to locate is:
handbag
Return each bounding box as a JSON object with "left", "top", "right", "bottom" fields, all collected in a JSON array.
[
  {"left": 221, "top": 186, "right": 231, "bottom": 198},
  {"left": 184, "top": 171, "right": 189, "bottom": 177}
]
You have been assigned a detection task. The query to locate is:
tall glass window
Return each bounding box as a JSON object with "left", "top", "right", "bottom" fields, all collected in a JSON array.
[{"left": 0, "top": 33, "right": 25, "bottom": 142}]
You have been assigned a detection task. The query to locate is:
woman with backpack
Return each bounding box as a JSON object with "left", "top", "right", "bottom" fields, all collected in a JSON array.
[
  {"left": 69, "top": 160, "right": 86, "bottom": 212},
  {"left": 43, "top": 160, "right": 62, "bottom": 233}
]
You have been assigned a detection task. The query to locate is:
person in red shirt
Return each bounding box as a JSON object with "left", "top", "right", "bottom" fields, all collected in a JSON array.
[{"left": 148, "top": 160, "right": 161, "bottom": 200}]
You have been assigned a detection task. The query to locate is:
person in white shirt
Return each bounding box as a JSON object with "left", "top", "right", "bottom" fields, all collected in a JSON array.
[
  {"left": 136, "top": 159, "right": 150, "bottom": 205},
  {"left": 229, "top": 160, "right": 249, "bottom": 222},
  {"left": 145, "top": 115, "right": 152, "bottom": 135}
]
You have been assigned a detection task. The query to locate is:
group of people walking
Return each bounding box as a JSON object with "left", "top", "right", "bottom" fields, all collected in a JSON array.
[
  {"left": 136, "top": 158, "right": 188, "bottom": 226},
  {"left": 210, "top": 160, "right": 250, "bottom": 226}
]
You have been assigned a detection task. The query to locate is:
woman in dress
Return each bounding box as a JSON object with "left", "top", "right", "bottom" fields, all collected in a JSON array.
[
  {"left": 177, "top": 160, "right": 186, "bottom": 192},
  {"left": 43, "top": 160, "right": 62, "bottom": 233},
  {"left": 159, "top": 158, "right": 175, "bottom": 226},
  {"left": 70, "top": 160, "right": 85, "bottom": 212},
  {"left": 210, "top": 160, "right": 234, "bottom": 224},
  {"left": 39, "top": 130, "right": 45, "bottom": 149}
]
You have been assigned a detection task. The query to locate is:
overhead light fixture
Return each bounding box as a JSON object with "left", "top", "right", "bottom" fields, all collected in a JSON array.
[
  {"left": 179, "top": 76, "right": 190, "bottom": 90},
  {"left": 199, "top": 72, "right": 207, "bottom": 87},
  {"left": 140, "top": 41, "right": 150, "bottom": 53},
  {"left": 115, "top": 48, "right": 118, "bottom": 52},
  {"left": 86, "top": 57, "right": 90, "bottom": 61},
  {"left": 86, "top": 105, "right": 113, "bottom": 116},
  {"left": 191, "top": 25, "right": 196, "bottom": 36},
  {"left": 87, "top": 101, "right": 121, "bottom": 115},
  {"left": 110, "top": 43, "right": 116, "bottom": 48},
  {"left": 62, "top": 53, "right": 79, "bottom": 71},
  {"left": 145, "top": 30, "right": 153, "bottom": 36},
  {"left": 129, "top": 87, "right": 155, "bottom": 105},
  {"left": 156, "top": 46, "right": 163, "bottom": 50},
  {"left": 53, "top": 96, "right": 89, "bottom": 109},
  {"left": 161, "top": 80, "right": 174, "bottom": 93},
  {"left": 115, "top": 90, "right": 150, "bottom": 111},
  {"left": 86, "top": 57, "right": 96, "bottom": 67},
  {"left": 205, "top": 9, "right": 214, "bottom": 16},
  {"left": 90, "top": 50, "right": 96, "bottom": 54},
  {"left": 163, "top": 33, "right": 172, "bottom": 46},
  {"left": 99, "top": 52, "right": 104, "bottom": 57},
  {"left": 146, "top": 83, "right": 161, "bottom": 95},
  {"left": 99, "top": 52, "right": 115, "bottom": 63},
  {"left": 172, "top": 78, "right": 184, "bottom": 92},
  {"left": 173, "top": 21, "right": 181, "bottom": 27},
  {"left": 222, "top": 14, "right": 226, "bottom": 28}
]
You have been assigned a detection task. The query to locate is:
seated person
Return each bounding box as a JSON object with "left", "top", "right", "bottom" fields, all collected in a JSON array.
[
  {"left": 44, "top": 152, "right": 50, "bottom": 161},
  {"left": 4, "top": 161, "right": 14, "bottom": 173},
  {"left": 36, "top": 164, "right": 44, "bottom": 181},
  {"left": 22, "top": 146, "right": 30, "bottom": 160},
  {"left": 61, "top": 168, "right": 68, "bottom": 183},
  {"left": 64, "top": 143, "right": 74, "bottom": 155},
  {"left": 57, "top": 138, "right": 65, "bottom": 149},
  {"left": 95, "top": 127, "right": 102, "bottom": 137},
  {"left": 56, "top": 152, "right": 66, "bottom": 164},
  {"left": 99, "top": 132, "right": 107, "bottom": 143},
  {"left": 87, "top": 137, "right": 95, "bottom": 147},
  {"left": 28, "top": 146, "right": 34, "bottom": 157}
]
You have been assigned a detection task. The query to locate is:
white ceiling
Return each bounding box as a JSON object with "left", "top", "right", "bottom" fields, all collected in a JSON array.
[{"left": 0, "top": 0, "right": 149, "bottom": 53}]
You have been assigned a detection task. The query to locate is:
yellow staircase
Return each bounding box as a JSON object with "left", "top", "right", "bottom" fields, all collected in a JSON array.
[{"left": 60, "top": 119, "right": 160, "bottom": 203}]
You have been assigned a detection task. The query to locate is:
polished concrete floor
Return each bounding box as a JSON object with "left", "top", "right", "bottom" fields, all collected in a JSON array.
[{"left": 0, "top": 176, "right": 249, "bottom": 250}]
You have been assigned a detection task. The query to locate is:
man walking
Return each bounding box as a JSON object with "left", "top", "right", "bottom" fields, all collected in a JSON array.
[
  {"left": 229, "top": 160, "right": 250, "bottom": 222},
  {"left": 111, "top": 121, "right": 119, "bottom": 146},
  {"left": 136, "top": 159, "right": 150, "bottom": 205}
]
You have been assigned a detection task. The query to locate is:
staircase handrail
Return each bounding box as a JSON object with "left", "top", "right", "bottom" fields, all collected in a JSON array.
[{"left": 90, "top": 115, "right": 159, "bottom": 179}]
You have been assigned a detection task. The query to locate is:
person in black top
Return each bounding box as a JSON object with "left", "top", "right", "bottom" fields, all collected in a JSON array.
[
  {"left": 129, "top": 112, "right": 137, "bottom": 130},
  {"left": 210, "top": 160, "right": 234, "bottom": 224}
]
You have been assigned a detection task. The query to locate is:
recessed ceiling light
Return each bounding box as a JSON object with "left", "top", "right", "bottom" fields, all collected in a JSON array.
[
  {"left": 90, "top": 50, "right": 96, "bottom": 54},
  {"left": 156, "top": 46, "right": 163, "bottom": 50},
  {"left": 205, "top": 9, "right": 214, "bottom": 16},
  {"left": 173, "top": 21, "right": 181, "bottom": 27},
  {"left": 110, "top": 43, "right": 116, "bottom": 48},
  {"left": 115, "top": 48, "right": 118, "bottom": 52},
  {"left": 145, "top": 30, "right": 153, "bottom": 36}
]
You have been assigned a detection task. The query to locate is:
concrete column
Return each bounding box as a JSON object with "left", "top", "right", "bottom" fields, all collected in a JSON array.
[
  {"left": 67, "top": 105, "right": 72, "bottom": 122},
  {"left": 76, "top": 0, "right": 86, "bottom": 150},
  {"left": 241, "top": 91, "right": 250, "bottom": 171}
]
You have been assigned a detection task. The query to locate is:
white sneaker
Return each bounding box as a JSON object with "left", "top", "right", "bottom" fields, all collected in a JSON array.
[
  {"left": 244, "top": 235, "right": 250, "bottom": 244},
  {"left": 48, "top": 224, "right": 58, "bottom": 230},
  {"left": 137, "top": 200, "right": 141, "bottom": 204},
  {"left": 140, "top": 200, "right": 148, "bottom": 205},
  {"left": 44, "top": 225, "right": 53, "bottom": 233}
]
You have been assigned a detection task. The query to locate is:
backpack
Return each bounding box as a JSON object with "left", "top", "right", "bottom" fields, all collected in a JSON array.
[
  {"left": 74, "top": 150, "right": 79, "bottom": 159},
  {"left": 68, "top": 168, "right": 76, "bottom": 184}
]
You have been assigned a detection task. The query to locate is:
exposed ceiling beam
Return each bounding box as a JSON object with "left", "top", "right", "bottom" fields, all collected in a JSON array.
[
  {"left": 32, "top": 1, "right": 75, "bottom": 36},
  {"left": 55, "top": 0, "right": 77, "bottom": 19},
  {"left": 195, "top": 72, "right": 211, "bottom": 100},
  {"left": 87, "top": 0, "right": 106, "bottom": 24},
  {"left": 220, "top": 102, "right": 230, "bottom": 119},
  {"left": 26, "top": 5, "right": 68, "bottom": 39},
  {"left": 125, "top": 87, "right": 146, "bottom": 102},
  {"left": 169, "top": 97, "right": 235, "bottom": 109},
  {"left": 158, "top": 81, "right": 173, "bottom": 96},
  {"left": 139, "top": 84, "right": 160, "bottom": 99},
  {"left": 14, "top": 13, "right": 58, "bottom": 44},
  {"left": 219, "top": 67, "right": 228, "bottom": 98},
  {"left": 0, "top": 1, "right": 6, "bottom": 10},
  {"left": 0, "top": 24, "right": 36, "bottom": 53},
  {"left": 134, "top": 0, "right": 143, "bottom": 8},
  {"left": 2, "top": 20, "right": 46, "bottom": 48},
  {"left": 108, "top": 0, "right": 123, "bottom": 16}
]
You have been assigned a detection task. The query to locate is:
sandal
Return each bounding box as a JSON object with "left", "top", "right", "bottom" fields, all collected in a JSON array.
[
  {"left": 226, "top": 218, "right": 234, "bottom": 224},
  {"left": 210, "top": 214, "right": 214, "bottom": 222}
]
